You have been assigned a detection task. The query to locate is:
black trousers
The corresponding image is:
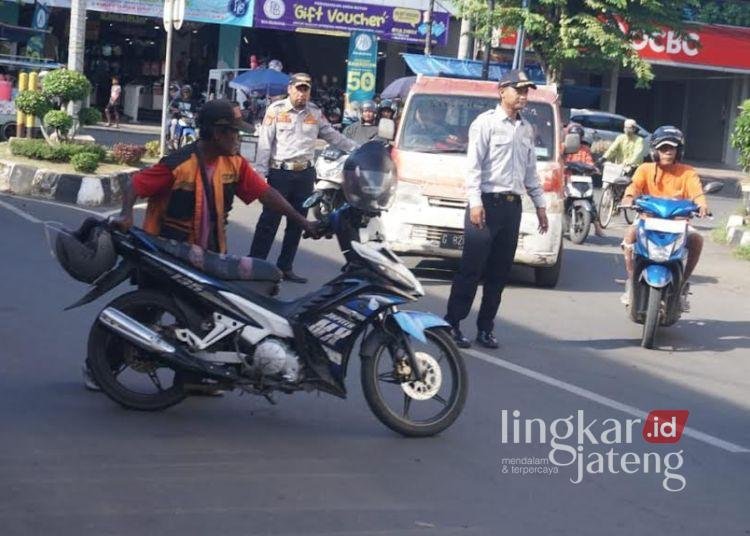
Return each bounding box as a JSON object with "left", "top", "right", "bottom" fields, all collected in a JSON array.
[
  {"left": 445, "top": 193, "right": 522, "bottom": 333},
  {"left": 249, "top": 167, "right": 315, "bottom": 271}
]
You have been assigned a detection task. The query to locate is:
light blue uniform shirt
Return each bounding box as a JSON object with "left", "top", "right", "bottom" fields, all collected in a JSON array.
[{"left": 465, "top": 105, "right": 545, "bottom": 209}]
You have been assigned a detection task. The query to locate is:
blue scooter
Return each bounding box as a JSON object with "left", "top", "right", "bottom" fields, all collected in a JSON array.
[{"left": 625, "top": 182, "right": 722, "bottom": 348}]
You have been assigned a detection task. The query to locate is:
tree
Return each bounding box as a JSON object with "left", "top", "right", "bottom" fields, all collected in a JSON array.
[
  {"left": 454, "top": 0, "right": 700, "bottom": 86},
  {"left": 731, "top": 99, "right": 750, "bottom": 172}
]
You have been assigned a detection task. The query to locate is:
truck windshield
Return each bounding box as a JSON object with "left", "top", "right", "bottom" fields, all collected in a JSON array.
[{"left": 398, "top": 94, "right": 555, "bottom": 161}]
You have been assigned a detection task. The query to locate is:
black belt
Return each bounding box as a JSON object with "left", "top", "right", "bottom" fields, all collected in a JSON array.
[
  {"left": 270, "top": 160, "right": 314, "bottom": 171},
  {"left": 482, "top": 192, "right": 521, "bottom": 203}
]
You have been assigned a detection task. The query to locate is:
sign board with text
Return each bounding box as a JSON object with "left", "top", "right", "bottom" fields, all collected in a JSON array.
[{"left": 346, "top": 31, "right": 377, "bottom": 104}]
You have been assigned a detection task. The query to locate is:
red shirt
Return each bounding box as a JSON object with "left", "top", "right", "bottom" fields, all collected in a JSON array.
[{"left": 133, "top": 158, "right": 269, "bottom": 203}]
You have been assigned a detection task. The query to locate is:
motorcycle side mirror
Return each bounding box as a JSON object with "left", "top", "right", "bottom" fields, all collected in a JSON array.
[
  {"left": 563, "top": 133, "right": 581, "bottom": 154},
  {"left": 378, "top": 118, "right": 395, "bottom": 141},
  {"left": 702, "top": 181, "right": 723, "bottom": 195},
  {"left": 303, "top": 190, "right": 324, "bottom": 209}
]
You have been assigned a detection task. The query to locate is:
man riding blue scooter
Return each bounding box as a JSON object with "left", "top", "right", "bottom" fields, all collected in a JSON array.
[{"left": 619, "top": 125, "right": 709, "bottom": 313}]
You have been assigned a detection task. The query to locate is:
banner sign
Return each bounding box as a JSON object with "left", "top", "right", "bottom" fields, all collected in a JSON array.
[
  {"left": 346, "top": 30, "right": 377, "bottom": 103},
  {"left": 42, "top": 0, "right": 255, "bottom": 27},
  {"left": 254, "top": 0, "right": 449, "bottom": 45}
]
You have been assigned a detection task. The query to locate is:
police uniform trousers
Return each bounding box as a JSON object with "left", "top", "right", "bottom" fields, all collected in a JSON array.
[
  {"left": 445, "top": 193, "right": 522, "bottom": 333},
  {"left": 249, "top": 167, "right": 315, "bottom": 271}
]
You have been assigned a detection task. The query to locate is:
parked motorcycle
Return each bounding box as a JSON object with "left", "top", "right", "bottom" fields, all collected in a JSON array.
[
  {"left": 564, "top": 161, "right": 599, "bottom": 244},
  {"left": 310, "top": 144, "right": 348, "bottom": 220},
  {"left": 599, "top": 162, "right": 636, "bottom": 227},
  {"left": 623, "top": 182, "right": 722, "bottom": 349}
]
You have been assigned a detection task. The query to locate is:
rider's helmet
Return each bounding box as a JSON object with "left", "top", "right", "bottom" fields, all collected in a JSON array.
[
  {"left": 53, "top": 218, "right": 117, "bottom": 283},
  {"left": 360, "top": 100, "right": 376, "bottom": 112},
  {"left": 342, "top": 141, "right": 397, "bottom": 213},
  {"left": 650, "top": 125, "right": 684, "bottom": 162},
  {"left": 567, "top": 122, "right": 584, "bottom": 138},
  {"left": 180, "top": 84, "right": 193, "bottom": 98},
  {"left": 377, "top": 99, "right": 395, "bottom": 119}
]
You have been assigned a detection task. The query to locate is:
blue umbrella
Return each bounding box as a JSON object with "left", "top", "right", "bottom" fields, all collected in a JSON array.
[
  {"left": 229, "top": 68, "right": 290, "bottom": 96},
  {"left": 380, "top": 76, "right": 417, "bottom": 100}
]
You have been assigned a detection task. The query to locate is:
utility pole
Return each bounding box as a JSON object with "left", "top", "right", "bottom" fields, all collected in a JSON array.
[
  {"left": 160, "top": 0, "right": 185, "bottom": 157},
  {"left": 457, "top": 18, "right": 474, "bottom": 60},
  {"left": 424, "top": 0, "right": 435, "bottom": 55},
  {"left": 481, "top": 0, "right": 495, "bottom": 79},
  {"left": 67, "top": 0, "right": 87, "bottom": 116},
  {"left": 511, "top": 0, "right": 530, "bottom": 70}
]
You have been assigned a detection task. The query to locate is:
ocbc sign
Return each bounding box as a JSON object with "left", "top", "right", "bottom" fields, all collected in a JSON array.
[{"left": 632, "top": 31, "right": 701, "bottom": 57}]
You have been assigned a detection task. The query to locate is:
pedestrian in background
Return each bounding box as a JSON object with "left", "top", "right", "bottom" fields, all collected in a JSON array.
[
  {"left": 250, "top": 73, "right": 358, "bottom": 283},
  {"left": 105, "top": 76, "right": 121, "bottom": 128},
  {"left": 444, "top": 69, "right": 549, "bottom": 349}
]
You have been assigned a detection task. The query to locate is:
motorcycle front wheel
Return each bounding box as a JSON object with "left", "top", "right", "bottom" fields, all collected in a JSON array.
[
  {"left": 641, "top": 286, "right": 662, "bottom": 349},
  {"left": 598, "top": 187, "right": 616, "bottom": 228},
  {"left": 361, "top": 328, "right": 467, "bottom": 437},
  {"left": 569, "top": 206, "right": 592, "bottom": 244},
  {"left": 88, "top": 290, "right": 188, "bottom": 411}
]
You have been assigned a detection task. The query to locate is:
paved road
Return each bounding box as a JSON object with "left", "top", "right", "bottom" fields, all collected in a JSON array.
[{"left": 0, "top": 189, "right": 748, "bottom": 535}]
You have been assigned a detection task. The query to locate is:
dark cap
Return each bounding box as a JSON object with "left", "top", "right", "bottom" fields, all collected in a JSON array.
[
  {"left": 198, "top": 99, "right": 253, "bottom": 132},
  {"left": 498, "top": 69, "right": 537, "bottom": 90},
  {"left": 289, "top": 73, "right": 312, "bottom": 88}
]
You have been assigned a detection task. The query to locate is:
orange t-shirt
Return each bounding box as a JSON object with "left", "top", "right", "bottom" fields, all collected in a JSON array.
[{"left": 624, "top": 163, "right": 706, "bottom": 209}]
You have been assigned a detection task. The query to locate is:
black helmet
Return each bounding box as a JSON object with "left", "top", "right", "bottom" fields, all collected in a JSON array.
[
  {"left": 567, "top": 122, "right": 584, "bottom": 138},
  {"left": 378, "top": 99, "right": 394, "bottom": 111},
  {"left": 53, "top": 218, "right": 116, "bottom": 283},
  {"left": 651, "top": 125, "right": 684, "bottom": 150},
  {"left": 342, "top": 141, "right": 397, "bottom": 213}
]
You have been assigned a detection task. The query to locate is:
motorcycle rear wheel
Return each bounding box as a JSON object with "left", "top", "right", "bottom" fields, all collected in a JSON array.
[
  {"left": 88, "top": 290, "right": 188, "bottom": 411},
  {"left": 641, "top": 286, "right": 662, "bottom": 349},
  {"left": 361, "top": 328, "right": 467, "bottom": 437},
  {"left": 599, "top": 187, "right": 615, "bottom": 228}
]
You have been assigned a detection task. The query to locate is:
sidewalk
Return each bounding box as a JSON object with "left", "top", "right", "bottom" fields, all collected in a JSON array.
[{"left": 84, "top": 122, "right": 162, "bottom": 135}]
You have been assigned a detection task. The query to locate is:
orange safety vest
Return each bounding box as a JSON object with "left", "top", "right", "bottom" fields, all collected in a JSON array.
[{"left": 142, "top": 144, "right": 243, "bottom": 253}]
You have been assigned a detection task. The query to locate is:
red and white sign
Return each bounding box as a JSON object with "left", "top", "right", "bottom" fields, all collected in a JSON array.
[
  {"left": 631, "top": 24, "right": 750, "bottom": 72},
  {"left": 498, "top": 23, "right": 750, "bottom": 73}
]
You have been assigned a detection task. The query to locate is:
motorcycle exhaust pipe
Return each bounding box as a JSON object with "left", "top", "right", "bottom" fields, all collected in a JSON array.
[
  {"left": 98, "top": 307, "right": 240, "bottom": 382},
  {"left": 99, "top": 307, "right": 176, "bottom": 354}
]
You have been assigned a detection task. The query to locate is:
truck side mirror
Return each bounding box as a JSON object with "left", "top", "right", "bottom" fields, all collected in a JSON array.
[
  {"left": 378, "top": 118, "right": 395, "bottom": 141},
  {"left": 563, "top": 133, "right": 581, "bottom": 155}
]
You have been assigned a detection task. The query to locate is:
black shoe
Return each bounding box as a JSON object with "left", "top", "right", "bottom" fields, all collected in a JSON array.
[
  {"left": 447, "top": 325, "right": 471, "bottom": 349},
  {"left": 282, "top": 270, "right": 308, "bottom": 284},
  {"left": 476, "top": 331, "right": 499, "bottom": 349}
]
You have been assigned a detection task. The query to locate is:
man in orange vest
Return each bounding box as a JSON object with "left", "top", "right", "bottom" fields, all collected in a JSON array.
[{"left": 83, "top": 99, "right": 319, "bottom": 391}]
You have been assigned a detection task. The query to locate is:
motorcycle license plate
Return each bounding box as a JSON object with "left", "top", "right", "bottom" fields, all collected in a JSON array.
[
  {"left": 570, "top": 175, "right": 592, "bottom": 184},
  {"left": 440, "top": 232, "right": 464, "bottom": 250}
]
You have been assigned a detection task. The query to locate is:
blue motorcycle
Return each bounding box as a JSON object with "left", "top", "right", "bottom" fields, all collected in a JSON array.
[{"left": 625, "top": 183, "right": 721, "bottom": 348}]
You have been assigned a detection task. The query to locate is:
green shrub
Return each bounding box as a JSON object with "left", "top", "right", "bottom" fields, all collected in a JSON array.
[
  {"left": 78, "top": 107, "right": 103, "bottom": 126},
  {"left": 70, "top": 152, "right": 99, "bottom": 174},
  {"left": 112, "top": 143, "right": 146, "bottom": 166},
  {"left": 44, "top": 110, "right": 74, "bottom": 136},
  {"left": 9, "top": 138, "right": 107, "bottom": 163},
  {"left": 736, "top": 245, "right": 750, "bottom": 261},
  {"left": 42, "top": 69, "right": 91, "bottom": 103},
  {"left": 14, "top": 90, "right": 53, "bottom": 118},
  {"left": 144, "top": 139, "right": 161, "bottom": 158},
  {"left": 730, "top": 99, "right": 750, "bottom": 172}
]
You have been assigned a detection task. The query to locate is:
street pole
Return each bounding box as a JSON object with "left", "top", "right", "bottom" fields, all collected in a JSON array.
[
  {"left": 424, "top": 0, "right": 435, "bottom": 55},
  {"left": 67, "top": 0, "right": 87, "bottom": 117},
  {"left": 481, "top": 0, "right": 495, "bottom": 79},
  {"left": 511, "top": 0, "right": 529, "bottom": 70},
  {"left": 457, "top": 17, "right": 474, "bottom": 60},
  {"left": 159, "top": 21, "right": 174, "bottom": 157}
]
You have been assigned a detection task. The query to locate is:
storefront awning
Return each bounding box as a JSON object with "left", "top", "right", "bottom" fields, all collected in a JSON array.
[{"left": 402, "top": 53, "right": 546, "bottom": 84}]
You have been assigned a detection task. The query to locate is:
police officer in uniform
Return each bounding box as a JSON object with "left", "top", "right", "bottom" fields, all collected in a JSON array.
[
  {"left": 444, "top": 70, "right": 549, "bottom": 349},
  {"left": 250, "top": 73, "right": 358, "bottom": 283}
]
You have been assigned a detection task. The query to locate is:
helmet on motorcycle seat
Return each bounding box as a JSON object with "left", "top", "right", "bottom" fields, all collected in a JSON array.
[
  {"left": 53, "top": 218, "right": 117, "bottom": 283},
  {"left": 342, "top": 141, "right": 397, "bottom": 214}
]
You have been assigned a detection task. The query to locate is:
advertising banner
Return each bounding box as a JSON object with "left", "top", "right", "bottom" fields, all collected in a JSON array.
[
  {"left": 254, "top": 0, "right": 449, "bottom": 45},
  {"left": 346, "top": 30, "right": 377, "bottom": 103}
]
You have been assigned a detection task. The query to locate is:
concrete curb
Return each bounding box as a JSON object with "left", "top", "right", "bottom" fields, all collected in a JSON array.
[
  {"left": 0, "top": 159, "right": 136, "bottom": 207},
  {"left": 725, "top": 181, "right": 750, "bottom": 247}
]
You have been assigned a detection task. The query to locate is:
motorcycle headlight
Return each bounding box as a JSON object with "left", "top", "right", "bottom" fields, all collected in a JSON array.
[{"left": 647, "top": 240, "right": 674, "bottom": 263}]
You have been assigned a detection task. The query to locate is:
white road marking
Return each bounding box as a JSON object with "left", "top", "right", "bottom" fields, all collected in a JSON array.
[
  {"left": 0, "top": 197, "right": 42, "bottom": 224},
  {"left": 466, "top": 348, "right": 750, "bottom": 454},
  {"left": 0, "top": 193, "right": 145, "bottom": 219}
]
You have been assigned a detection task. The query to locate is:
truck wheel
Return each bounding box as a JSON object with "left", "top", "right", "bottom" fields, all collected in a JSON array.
[{"left": 534, "top": 241, "right": 563, "bottom": 288}]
